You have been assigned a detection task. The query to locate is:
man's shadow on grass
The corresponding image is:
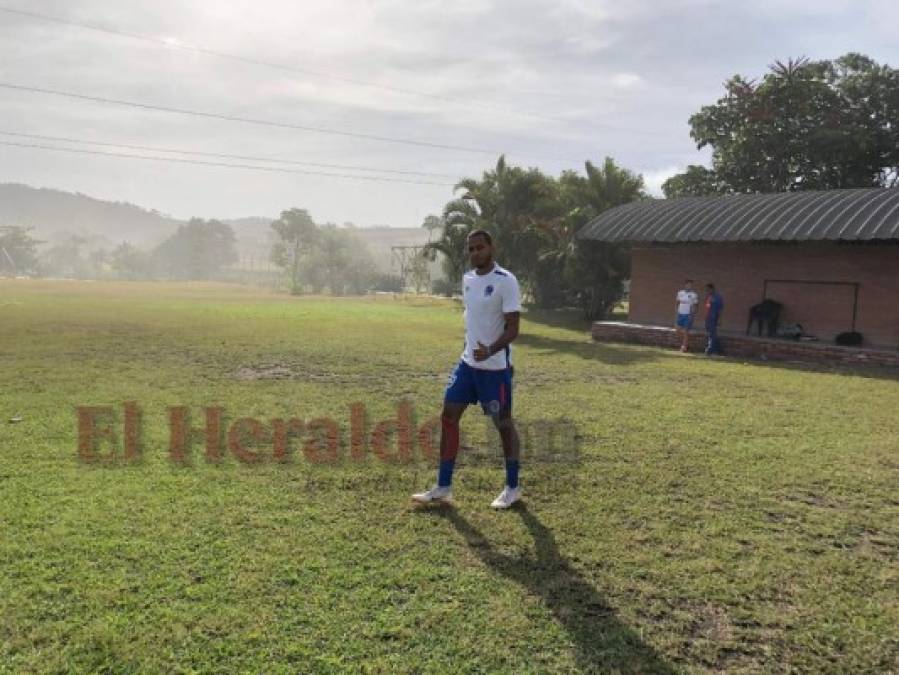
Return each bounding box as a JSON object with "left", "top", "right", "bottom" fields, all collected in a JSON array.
[{"left": 419, "top": 504, "right": 674, "bottom": 674}]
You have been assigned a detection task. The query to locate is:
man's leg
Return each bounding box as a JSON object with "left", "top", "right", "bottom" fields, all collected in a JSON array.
[
  {"left": 437, "top": 402, "right": 467, "bottom": 487},
  {"left": 489, "top": 408, "right": 522, "bottom": 508},
  {"left": 491, "top": 407, "right": 520, "bottom": 488},
  {"left": 710, "top": 324, "right": 720, "bottom": 354},
  {"left": 412, "top": 361, "right": 472, "bottom": 503},
  {"left": 483, "top": 369, "right": 521, "bottom": 509}
]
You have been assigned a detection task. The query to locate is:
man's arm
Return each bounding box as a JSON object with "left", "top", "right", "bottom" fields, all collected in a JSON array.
[{"left": 474, "top": 312, "right": 520, "bottom": 361}]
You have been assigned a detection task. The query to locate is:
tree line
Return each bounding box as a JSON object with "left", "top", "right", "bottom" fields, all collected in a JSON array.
[
  {"left": 423, "top": 155, "right": 642, "bottom": 319},
  {"left": 268, "top": 208, "right": 402, "bottom": 295},
  {"left": 0, "top": 214, "right": 400, "bottom": 294},
  {"left": 0, "top": 219, "right": 240, "bottom": 281}
]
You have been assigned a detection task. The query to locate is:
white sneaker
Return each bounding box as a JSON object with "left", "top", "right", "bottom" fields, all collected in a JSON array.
[
  {"left": 490, "top": 485, "right": 522, "bottom": 509},
  {"left": 411, "top": 485, "right": 452, "bottom": 504}
]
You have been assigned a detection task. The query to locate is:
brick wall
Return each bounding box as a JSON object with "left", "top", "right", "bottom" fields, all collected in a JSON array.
[
  {"left": 629, "top": 242, "right": 899, "bottom": 349},
  {"left": 591, "top": 322, "right": 899, "bottom": 368}
]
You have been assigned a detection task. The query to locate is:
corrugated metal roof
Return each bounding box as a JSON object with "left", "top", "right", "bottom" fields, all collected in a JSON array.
[{"left": 577, "top": 188, "right": 899, "bottom": 243}]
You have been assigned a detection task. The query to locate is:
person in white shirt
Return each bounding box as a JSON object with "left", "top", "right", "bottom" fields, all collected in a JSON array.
[
  {"left": 412, "top": 229, "right": 523, "bottom": 509},
  {"left": 674, "top": 279, "right": 699, "bottom": 352}
]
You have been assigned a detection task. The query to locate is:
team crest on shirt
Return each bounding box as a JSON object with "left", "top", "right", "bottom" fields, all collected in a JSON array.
[{"left": 484, "top": 284, "right": 494, "bottom": 297}]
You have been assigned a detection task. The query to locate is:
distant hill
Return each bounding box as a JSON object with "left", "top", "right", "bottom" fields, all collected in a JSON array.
[
  {"left": 1, "top": 184, "right": 441, "bottom": 275},
  {"left": 0, "top": 183, "right": 180, "bottom": 247},
  {"left": 221, "top": 218, "right": 434, "bottom": 248},
  {"left": 222, "top": 217, "right": 275, "bottom": 236}
]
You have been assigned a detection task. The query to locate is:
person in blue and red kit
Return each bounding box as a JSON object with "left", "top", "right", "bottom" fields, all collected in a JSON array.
[
  {"left": 412, "top": 229, "right": 523, "bottom": 509},
  {"left": 704, "top": 283, "right": 724, "bottom": 356}
]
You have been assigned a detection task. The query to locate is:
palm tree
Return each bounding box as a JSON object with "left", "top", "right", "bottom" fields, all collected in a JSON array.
[
  {"left": 428, "top": 155, "right": 643, "bottom": 316},
  {"left": 429, "top": 156, "right": 559, "bottom": 297},
  {"left": 423, "top": 201, "right": 474, "bottom": 285},
  {"left": 538, "top": 158, "right": 645, "bottom": 317}
]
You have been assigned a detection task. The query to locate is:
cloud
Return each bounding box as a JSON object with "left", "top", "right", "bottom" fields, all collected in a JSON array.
[
  {"left": 1, "top": 0, "right": 898, "bottom": 225},
  {"left": 641, "top": 166, "right": 684, "bottom": 197},
  {"left": 610, "top": 73, "right": 644, "bottom": 88}
]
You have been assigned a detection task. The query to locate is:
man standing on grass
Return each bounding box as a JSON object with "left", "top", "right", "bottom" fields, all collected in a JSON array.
[
  {"left": 674, "top": 279, "right": 699, "bottom": 352},
  {"left": 704, "top": 283, "right": 724, "bottom": 356},
  {"left": 412, "top": 229, "right": 523, "bottom": 509}
]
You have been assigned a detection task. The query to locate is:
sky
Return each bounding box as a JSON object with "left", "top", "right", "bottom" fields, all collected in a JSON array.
[{"left": 1, "top": 0, "right": 897, "bottom": 226}]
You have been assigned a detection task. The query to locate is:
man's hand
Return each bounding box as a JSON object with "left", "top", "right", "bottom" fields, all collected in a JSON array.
[
  {"left": 473, "top": 341, "right": 492, "bottom": 362},
  {"left": 475, "top": 312, "right": 519, "bottom": 362}
]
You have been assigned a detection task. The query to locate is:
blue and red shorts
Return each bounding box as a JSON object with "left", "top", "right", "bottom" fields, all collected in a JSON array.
[
  {"left": 444, "top": 360, "right": 512, "bottom": 415},
  {"left": 676, "top": 313, "right": 693, "bottom": 329}
]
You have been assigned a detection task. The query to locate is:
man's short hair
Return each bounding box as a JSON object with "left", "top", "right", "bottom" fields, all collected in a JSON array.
[
  {"left": 468, "top": 229, "right": 493, "bottom": 245},
  {"left": 706, "top": 282, "right": 715, "bottom": 290},
  {"left": 685, "top": 278, "right": 694, "bottom": 283}
]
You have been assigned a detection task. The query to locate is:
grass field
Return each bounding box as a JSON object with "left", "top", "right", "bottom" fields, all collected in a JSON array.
[{"left": 1, "top": 279, "right": 897, "bottom": 673}]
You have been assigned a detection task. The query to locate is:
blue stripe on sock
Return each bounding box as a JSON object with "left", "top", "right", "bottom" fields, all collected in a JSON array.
[
  {"left": 438, "top": 459, "right": 455, "bottom": 487},
  {"left": 505, "top": 459, "right": 519, "bottom": 489}
]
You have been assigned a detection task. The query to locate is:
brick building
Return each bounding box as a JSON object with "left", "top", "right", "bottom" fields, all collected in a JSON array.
[{"left": 578, "top": 188, "right": 899, "bottom": 350}]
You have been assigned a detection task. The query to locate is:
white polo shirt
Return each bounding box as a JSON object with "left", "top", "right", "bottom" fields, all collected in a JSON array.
[
  {"left": 676, "top": 289, "right": 698, "bottom": 315},
  {"left": 460, "top": 264, "right": 522, "bottom": 370}
]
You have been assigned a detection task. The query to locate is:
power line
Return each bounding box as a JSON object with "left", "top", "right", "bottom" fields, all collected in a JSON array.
[
  {"left": 0, "top": 4, "right": 679, "bottom": 155},
  {"left": 0, "top": 81, "right": 514, "bottom": 156},
  {"left": 2, "top": 81, "right": 608, "bottom": 163},
  {"left": 0, "top": 140, "right": 456, "bottom": 187},
  {"left": 0, "top": 4, "right": 563, "bottom": 124},
  {"left": 0, "top": 130, "right": 461, "bottom": 179}
]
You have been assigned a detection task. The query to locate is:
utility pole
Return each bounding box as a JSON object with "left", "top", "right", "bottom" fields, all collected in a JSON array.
[
  {"left": 1, "top": 245, "right": 16, "bottom": 275},
  {"left": 391, "top": 244, "right": 431, "bottom": 294}
]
